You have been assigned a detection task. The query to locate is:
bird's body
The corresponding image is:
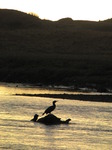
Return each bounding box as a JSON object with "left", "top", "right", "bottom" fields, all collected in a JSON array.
[{"left": 42, "top": 100, "right": 57, "bottom": 115}]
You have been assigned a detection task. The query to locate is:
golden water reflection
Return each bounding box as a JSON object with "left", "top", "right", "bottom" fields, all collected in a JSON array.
[
  {"left": 0, "top": 82, "right": 78, "bottom": 95},
  {"left": 0, "top": 82, "right": 111, "bottom": 96},
  {"left": 0, "top": 94, "right": 112, "bottom": 150}
]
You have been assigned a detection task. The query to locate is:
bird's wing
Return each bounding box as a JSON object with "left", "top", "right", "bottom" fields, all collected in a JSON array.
[{"left": 45, "top": 105, "right": 54, "bottom": 114}]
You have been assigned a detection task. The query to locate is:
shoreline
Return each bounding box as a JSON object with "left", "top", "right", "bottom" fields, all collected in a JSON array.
[
  {"left": 0, "top": 82, "right": 112, "bottom": 102},
  {"left": 15, "top": 93, "right": 112, "bottom": 103},
  {"left": 0, "top": 81, "right": 112, "bottom": 93}
]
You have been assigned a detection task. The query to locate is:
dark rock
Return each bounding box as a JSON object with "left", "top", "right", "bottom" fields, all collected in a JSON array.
[{"left": 31, "top": 114, "right": 71, "bottom": 125}]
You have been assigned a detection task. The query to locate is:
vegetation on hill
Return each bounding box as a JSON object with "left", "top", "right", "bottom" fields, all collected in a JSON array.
[{"left": 0, "top": 9, "right": 112, "bottom": 90}]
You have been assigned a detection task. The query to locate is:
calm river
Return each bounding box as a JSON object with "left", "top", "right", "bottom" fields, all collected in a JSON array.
[{"left": 0, "top": 83, "right": 112, "bottom": 150}]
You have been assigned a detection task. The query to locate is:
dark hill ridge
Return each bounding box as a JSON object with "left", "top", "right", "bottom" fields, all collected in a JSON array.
[
  {"left": 0, "top": 9, "right": 43, "bottom": 28},
  {"left": 56, "top": 18, "right": 112, "bottom": 32},
  {"left": 0, "top": 9, "right": 112, "bottom": 90},
  {"left": 0, "top": 9, "right": 112, "bottom": 30}
]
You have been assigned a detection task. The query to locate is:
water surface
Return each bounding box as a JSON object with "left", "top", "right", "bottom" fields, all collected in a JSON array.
[{"left": 0, "top": 83, "right": 112, "bottom": 150}]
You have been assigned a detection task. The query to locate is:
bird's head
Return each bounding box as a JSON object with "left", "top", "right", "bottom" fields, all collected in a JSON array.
[{"left": 53, "top": 100, "right": 57, "bottom": 104}]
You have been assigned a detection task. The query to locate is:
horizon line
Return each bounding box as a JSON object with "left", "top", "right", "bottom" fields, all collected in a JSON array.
[{"left": 0, "top": 8, "right": 112, "bottom": 22}]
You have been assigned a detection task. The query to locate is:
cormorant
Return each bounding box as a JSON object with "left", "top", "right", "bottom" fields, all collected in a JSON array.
[{"left": 42, "top": 100, "right": 57, "bottom": 115}]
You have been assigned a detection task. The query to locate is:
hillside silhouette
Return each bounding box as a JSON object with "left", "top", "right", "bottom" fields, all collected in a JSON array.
[{"left": 0, "top": 9, "right": 112, "bottom": 90}]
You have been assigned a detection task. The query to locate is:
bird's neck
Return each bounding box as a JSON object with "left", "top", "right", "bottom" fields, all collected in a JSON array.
[{"left": 53, "top": 103, "right": 56, "bottom": 107}]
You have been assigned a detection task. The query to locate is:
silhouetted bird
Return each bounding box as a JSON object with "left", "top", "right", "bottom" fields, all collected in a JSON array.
[{"left": 42, "top": 100, "right": 57, "bottom": 115}]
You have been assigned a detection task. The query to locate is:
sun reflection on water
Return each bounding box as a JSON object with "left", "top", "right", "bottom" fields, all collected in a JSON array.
[{"left": 0, "top": 83, "right": 112, "bottom": 149}]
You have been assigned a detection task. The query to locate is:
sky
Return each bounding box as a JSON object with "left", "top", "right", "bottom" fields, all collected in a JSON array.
[{"left": 0, "top": 0, "right": 112, "bottom": 21}]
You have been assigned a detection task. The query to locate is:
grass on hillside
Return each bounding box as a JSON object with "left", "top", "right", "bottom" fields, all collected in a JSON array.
[{"left": 0, "top": 9, "right": 112, "bottom": 90}]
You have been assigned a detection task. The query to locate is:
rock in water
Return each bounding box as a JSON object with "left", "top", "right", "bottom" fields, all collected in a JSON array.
[{"left": 31, "top": 114, "right": 71, "bottom": 125}]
